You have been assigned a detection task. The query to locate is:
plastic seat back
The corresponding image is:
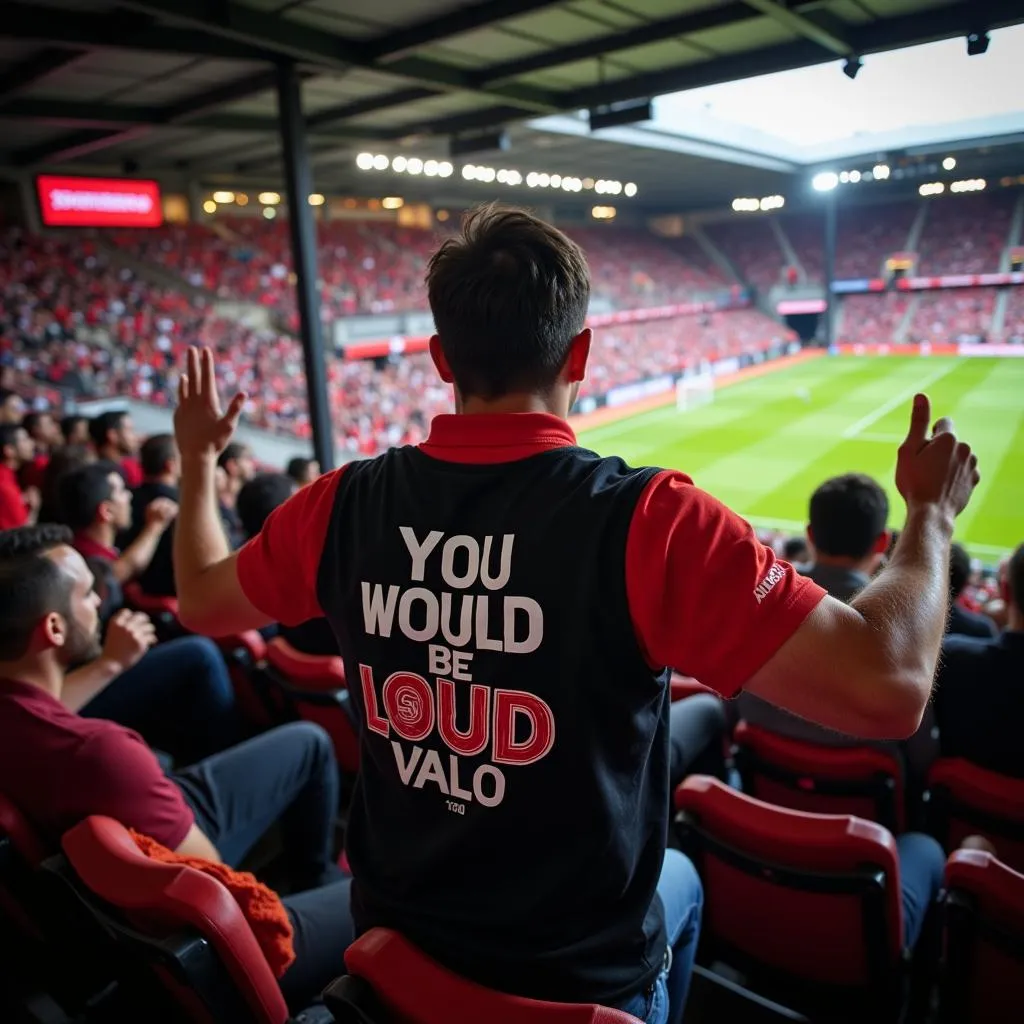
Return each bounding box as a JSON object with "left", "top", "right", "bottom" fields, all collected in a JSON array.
[
  {"left": 216, "top": 630, "right": 278, "bottom": 728},
  {"left": 734, "top": 721, "right": 904, "bottom": 833},
  {"left": 0, "top": 792, "right": 49, "bottom": 940},
  {"left": 60, "top": 816, "right": 288, "bottom": 1024},
  {"left": 325, "top": 927, "right": 641, "bottom": 1024},
  {"left": 675, "top": 775, "right": 903, "bottom": 996},
  {"left": 941, "top": 850, "right": 1024, "bottom": 1023},
  {"left": 266, "top": 639, "right": 359, "bottom": 774},
  {"left": 926, "top": 759, "right": 1024, "bottom": 871},
  {"left": 122, "top": 583, "right": 184, "bottom": 640}
]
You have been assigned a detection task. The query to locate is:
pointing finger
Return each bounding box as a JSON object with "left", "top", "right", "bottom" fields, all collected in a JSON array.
[{"left": 903, "top": 393, "right": 930, "bottom": 449}]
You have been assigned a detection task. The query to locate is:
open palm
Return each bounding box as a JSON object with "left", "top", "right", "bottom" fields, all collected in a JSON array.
[{"left": 173, "top": 347, "right": 247, "bottom": 460}]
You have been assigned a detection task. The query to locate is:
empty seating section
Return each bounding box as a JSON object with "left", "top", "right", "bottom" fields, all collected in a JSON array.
[
  {"left": 837, "top": 292, "right": 911, "bottom": 344},
  {"left": 915, "top": 193, "right": 1016, "bottom": 275},
  {"left": 907, "top": 287, "right": 997, "bottom": 343}
]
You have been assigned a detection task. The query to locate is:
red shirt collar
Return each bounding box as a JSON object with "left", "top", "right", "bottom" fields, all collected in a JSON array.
[
  {"left": 73, "top": 532, "right": 119, "bottom": 562},
  {"left": 419, "top": 413, "right": 577, "bottom": 465}
]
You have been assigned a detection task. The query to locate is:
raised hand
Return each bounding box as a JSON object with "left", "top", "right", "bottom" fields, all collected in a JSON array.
[
  {"left": 101, "top": 609, "right": 157, "bottom": 673},
  {"left": 145, "top": 496, "right": 179, "bottom": 529},
  {"left": 895, "top": 393, "right": 980, "bottom": 522},
  {"left": 174, "top": 347, "right": 246, "bottom": 462}
]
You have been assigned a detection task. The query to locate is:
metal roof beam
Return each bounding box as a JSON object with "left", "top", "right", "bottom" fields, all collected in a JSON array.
[
  {"left": 741, "top": 1, "right": 852, "bottom": 56},
  {"left": 476, "top": 1, "right": 780, "bottom": 84},
  {"left": 367, "top": 0, "right": 569, "bottom": 62},
  {"left": 0, "top": 3, "right": 272, "bottom": 60},
  {"left": 116, "top": 0, "right": 563, "bottom": 113},
  {"left": 565, "top": 1, "right": 1024, "bottom": 111},
  {"left": 306, "top": 87, "right": 438, "bottom": 129},
  {"left": 0, "top": 48, "right": 84, "bottom": 101}
]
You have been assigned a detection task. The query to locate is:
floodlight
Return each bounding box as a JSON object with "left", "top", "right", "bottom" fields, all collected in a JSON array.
[
  {"left": 372, "top": 154, "right": 389, "bottom": 170},
  {"left": 873, "top": 163, "right": 890, "bottom": 180},
  {"left": 624, "top": 182, "right": 638, "bottom": 197},
  {"left": 438, "top": 162, "right": 454, "bottom": 177},
  {"left": 202, "top": 199, "right": 217, "bottom": 214},
  {"left": 356, "top": 152, "right": 374, "bottom": 170},
  {"left": 812, "top": 171, "right": 839, "bottom": 192},
  {"left": 942, "top": 156, "right": 957, "bottom": 171},
  {"left": 406, "top": 157, "right": 423, "bottom": 174},
  {"left": 391, "top": 156, "right": 408, "bottom": 172},
  {"left": 308, "top": 193, "right": 325, "bottom": 206},
  {"left": 212, "top": 191, "right": 234, "bottom": 204}
]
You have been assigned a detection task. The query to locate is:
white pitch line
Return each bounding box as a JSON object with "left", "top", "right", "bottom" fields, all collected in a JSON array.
[{"left": 841, "top": 363, "right": 959, "bottom": 439}]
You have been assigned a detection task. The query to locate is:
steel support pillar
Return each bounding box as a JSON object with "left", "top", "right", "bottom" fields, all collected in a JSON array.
[
  {"left": 822, "top": 190, "right": 837, "bottom": 349},
  {"left": 277, "top": 60, "right": 335, "bottom": 471}
]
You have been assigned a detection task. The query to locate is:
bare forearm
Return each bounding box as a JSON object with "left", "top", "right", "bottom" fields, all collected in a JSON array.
[
  {"left": 174, "top": 454, "right": 231, "bottom": 621},
  {"left": 62, "top": 658, "right": 121, "bottom": 712},
  {"left": 114, "top": 524, "right": 163, "bottom": 584},
  {"left": 850, "top": 503, "right": 953, "bottom": 697}
]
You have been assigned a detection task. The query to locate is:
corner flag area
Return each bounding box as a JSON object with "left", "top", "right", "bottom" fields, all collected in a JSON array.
[{"left": 580, "top": 356, "right": 1024, "bottom": 558}]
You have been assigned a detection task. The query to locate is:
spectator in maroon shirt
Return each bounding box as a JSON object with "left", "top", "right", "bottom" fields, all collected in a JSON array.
[
  {"left": 0, "top": 524, "right": 353, "bottom": 1009},
  {"left": 0, "top": 422, "right": 37, "bottom": 530},
  {"left": 89, "top": 410, "right": 143, "bottom": 489},
  {"left": 57, "top": 461, "right": 177, "bottom": 585}
]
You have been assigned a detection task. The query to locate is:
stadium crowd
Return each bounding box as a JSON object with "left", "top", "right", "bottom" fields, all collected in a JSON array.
[{"left": 0, "top": 204, "right": 1019, "bottom": 1024}]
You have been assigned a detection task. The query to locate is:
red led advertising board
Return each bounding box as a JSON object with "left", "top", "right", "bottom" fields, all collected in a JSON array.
[{"left": 36, "top": 175, "right": 163, "bottom": 228}]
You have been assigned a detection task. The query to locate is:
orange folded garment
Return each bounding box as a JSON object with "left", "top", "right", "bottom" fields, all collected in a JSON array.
[{"left": 129, "top": 830, "right": 295, "bottom": 978}]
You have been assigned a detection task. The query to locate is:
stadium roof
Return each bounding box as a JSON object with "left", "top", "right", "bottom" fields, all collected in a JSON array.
[{"left": 1, "top": 0, "right": 1023, "bottom": 208}]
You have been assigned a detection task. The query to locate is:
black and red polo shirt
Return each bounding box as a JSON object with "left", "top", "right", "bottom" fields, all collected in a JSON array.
[{"left": 238, "top": 412, "right": 823, "bottom": 1005}]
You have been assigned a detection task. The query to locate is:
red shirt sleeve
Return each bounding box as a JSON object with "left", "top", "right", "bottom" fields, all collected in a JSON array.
[
  {"left": 235, "top": 466, "right": 346, "bottom": 626},
  {"left": 0, "top": 470, "right": 28, "bottom": 530},
  {"left": 74, "top": 730, "right": 194, "bottom": 850},
  {"left": 626, "top": 470, "right": 826, "bottom": 698}
]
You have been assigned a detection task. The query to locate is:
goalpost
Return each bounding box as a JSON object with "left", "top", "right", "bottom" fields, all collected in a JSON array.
[{"left": 675, "top": 369, "right": 715, "bottom": 412}]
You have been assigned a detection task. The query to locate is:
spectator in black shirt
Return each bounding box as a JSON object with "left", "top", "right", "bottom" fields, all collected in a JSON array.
[
  {"left": 127, "top": 434, "right": 180, "bottom": 597},
  {"left": 286, "top": 456, "right": 320, "bottom": 488},
  {"left": 61, "top": 415, "right": 90, "bottom": 447},
  {"left": 218, "top": 442, "right": 255, "bottom": 548},
  {"left": 946, "top": 542, "right": 998, "bottom": 639},
  {"left": 237, "top": 472, "right": 338, "bottom": 657},
  {"left": 936, "top": 543, "right": 1024, "bottom": 777}
]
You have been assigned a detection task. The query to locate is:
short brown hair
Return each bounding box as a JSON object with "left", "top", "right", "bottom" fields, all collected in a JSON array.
[{"left": 426, "top": 204, "right": 590, "bottom": 399}]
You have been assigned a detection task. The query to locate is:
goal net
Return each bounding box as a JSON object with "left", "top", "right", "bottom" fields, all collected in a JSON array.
[{"left": 675, "top": 371, "right": 715, "bottom": 412}]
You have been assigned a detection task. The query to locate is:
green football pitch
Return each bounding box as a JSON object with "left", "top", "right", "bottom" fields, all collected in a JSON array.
[{"left": 579, "top": 355, "right": 1024, "bottom": 559}]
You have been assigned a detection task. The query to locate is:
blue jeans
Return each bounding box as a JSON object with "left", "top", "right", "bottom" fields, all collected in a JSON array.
[
  {"left": 896, "top": 832, "right": 945, "bottom": 949},
  {"left": 82, "top": 636, "right": 241, "bottom": 765},
  {"left": 616, "top": 850, "right": 703, "bottom": 1024}
]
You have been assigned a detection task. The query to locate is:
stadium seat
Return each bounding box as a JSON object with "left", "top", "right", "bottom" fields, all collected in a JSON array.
[
  {"left": 733, "top": 720, "right": 904, "bottom": 834},
  {"left": 218, "top": 630, "right": 278, "bottom": 728},
  {"left": 322, "top": 927, "right": 642, "bottom": 1024},
  {"left": 0, "top": 791, "right": 49, "bottom": 940},
  {"left": 123, "top": 582, "right": 183, "bottom": 640},
  {"left": 56, "top": 815, "right": 290, "bottom": 1024},
  {"left": 674, "top": 775, "right": 906, "bottom": 1018},
  {"left": 925, "top": 759, "right": 1024, "bottom": 871},
  {"left": 670, "top": 675, "right": 713, "bottom": 702},
  {"left": 940, "top": 849, "right": 1024, "bottom": 1023},
  {"left": 265, "top": 639, "right": 359, "bottom": 775}
]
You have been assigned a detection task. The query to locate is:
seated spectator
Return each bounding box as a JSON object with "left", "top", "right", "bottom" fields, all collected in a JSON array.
[
  {"left": 61, "top": 414, "right": 90, "bottom": 447},
  {"left": 126, "top": 434, "right": 180, "bottom": 597},
  {"left": 58, "top": 462, "right": 177, "bottom": 586},
  {"left": 89, "top": 410, "right": 143, "bottom": 488},
  {"left": 0, "top": 387, "right": 26, "bottom": 425},
  {"left": 0, "top": 525, "right": 352, "bottom": 1008},
  {"left": 37, "top": 443, "right": 94, "bottom": 527},
  {"left": 286, "top": 456, "right": 320, "bottom": 487},
  {"left": 935, "top": 543, "right": 1024, "bottom": 777},
  {"left": 947, "top": 542, "right": 998, "bottom": 638},
  {"left": 782, "top": 535, "right": 810, "bottom": 567},
  {"left": 0, "top": 423, "right": 37, "bottom": 530},
  {"left": 237, "top": 472, "right": 337, "bottom": 658},
  {"left": 21, "top": 411, "right": 62, "bottom": 490},
  {"left": 738, "top": 472, "right": 938, "bottom": 794},
  {"left": 217, "top": 442, "right": 255, "bottom": 548}
]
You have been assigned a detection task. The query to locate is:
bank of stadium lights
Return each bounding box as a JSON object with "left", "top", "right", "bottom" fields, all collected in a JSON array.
[
  {"left": 381, "top": 197, "right": 404, "bottom": 210},
  {"left": 950, "top": 178, "right": 986, "bottom": 193},
  {"left": 731, "top": 195, "right": 785, "bottom": 213},
  {"left": 812, "top": 171, "right": 840, "bottom": 192},
  {"left": 258, "top": 191, "right": 281, "bottom": 205},
  {"left": 212, "top": 190, "right": 235, "bottom": 204},
  {"left": 591, "top": 206, "right": 616, "bottom": 220},
  {"left": 308, "top": 193, "right": 325, "bottom": 207},
  {"left": 919, "top": 182, "right": 945, "bottom": 197}
]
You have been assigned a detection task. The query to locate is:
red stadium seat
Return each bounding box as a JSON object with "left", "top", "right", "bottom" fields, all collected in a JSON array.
[
  {"left": 674, "top": 775, "right": 906, "bottom": 1018},
  {"left": 323, "top": 927, "right": 641, "bottom": 1024},
  {"left": 215, "top": 630, "right": 280, "bottom": 729},
  {"left": 733, "top": 720, "right": 904, "bottom": 834},
  {"left": 57, "top": 815, "right": 290, "bottom": 1024},
  {"left": 122, "top": 582, "right": 183, "bottom": 640},
  {"left": 940, "top": 850, "right": 1024, "bottom": 1023},
  {"left": 926, "top": 759, "right": 1024, "bottom": 871},
  {"left": 265, "top": 639, "right": 359, "bottom": 775},
  {"left": 0, "top": 791, "right": 49, "bottom": 941}
]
